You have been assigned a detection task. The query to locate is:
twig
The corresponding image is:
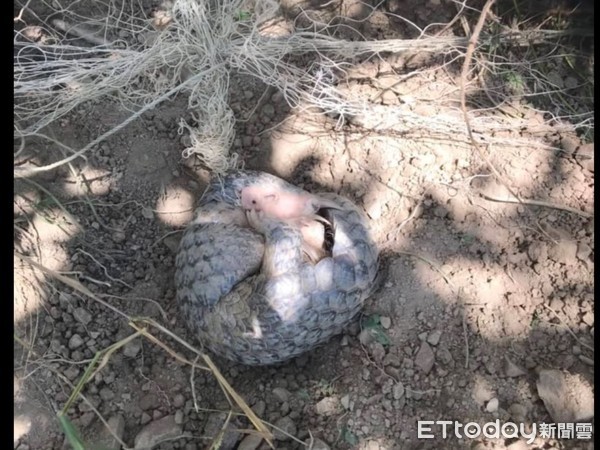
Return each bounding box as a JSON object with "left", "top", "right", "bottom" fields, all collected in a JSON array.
[
  {"left": 462, "top": 309, "right": 470, "bottom": 369},
  {"left": 51, "top": 19, "right": 110, "bottom": 46},
  {"left": 479, "top": 192, "right": 593, "bottom": 219},
  {"left": 15, "top": 252, "right": 131, "bottom": 321},
  {"left": 397, "top": 251, "right": 455, "bottom": 289},
  {"left": 459, "top": 0, "right": 524, "bottom": 206}
]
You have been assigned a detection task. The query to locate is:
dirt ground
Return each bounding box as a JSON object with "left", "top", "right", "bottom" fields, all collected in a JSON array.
[{"left": 14, "top": 1, "right": 594, "bottom": 449}]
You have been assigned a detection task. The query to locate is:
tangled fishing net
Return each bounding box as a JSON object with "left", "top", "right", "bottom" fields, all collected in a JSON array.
[{"left": 14, "top": 0, "right": 594, "bottom": 176}]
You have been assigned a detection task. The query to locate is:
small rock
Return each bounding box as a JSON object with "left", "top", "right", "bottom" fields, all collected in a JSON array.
[
  {"left": 203, "top": 413, "right": 240, "bottom": 450},
  {"left": 536, "top": 369, "right": 595, "bottom": 423},
  {"left": 173, "top": 394, "right": 185, "bottom": 408},
  {"left": 68, "top": 334, "right": 84, "bottom": 350},
  {"left": 305, "top": 438, "right": 330, "bottom": 450},
  {"left": 381, "top": 90, "right": 399, "bottom": 105},
  {"left": 262, "top": 104, "right": 275, "bottom": 117},
  {"left": 382, "top": 353, "right": 401, "bottom": 367},
  {"left": 79, "top": 412, "right": 95, "bottom": 427},
  {"left": 506, "top": 440, "right": 529, "bottom": 450},
  {"left": 436, "top": 346, "right": 454, "bottom": 366},
  {"left": 96, "top": 415, "right": 125, "bottom": 450},
  {"left": 508, "top": 403, "right": 527, "bottom": 422},
  {"left": 140, "top": 412, "right": 152, "bottom": 425},
  {"left": 341, "top": 395, "right": 351, "bottom": 410},
  {"left": 64, "top": 366, "right": 80, "bottom": 381},
  {"left": 367, "top": 342, "right": 386, "bottom": 364},
  {"left": 134, "top": 416, "right": 182, "bottom": 449},
  {"left": 358, "top": 329, "right": 374, "bottom": 346},
  {"left": 252, "top": 400, "right": 266, "bottom": 417},
  {"left": 486, "top": 397, "right": 499, "bottom": 413},
  {"left": 174, "top": 410, "right": 184, "bottom": 425},
  {"left": 237, "top": 434, "right": 263, "bottom": 450},
  {"left": 315, "top": 397, "right": 339, "bottom": 416},
  {"left": 111, "top": 231, "right": 126, "bottom": 243},
  {"left": 380, "top": 316, "right": 391, "bottom": 329},
  {"left": 504, "top": 356, "right": 527, "bottom": 377},
  {"left": 272, "top": 387, "right": 290, "bottom": 403},
  {"left": 576, "top": 242, "right": 592, "bottom": 262},
  {"left": 141, "top": 207, "right": 154, "bottom": 220},
  {"left": 73, "top": 308, "right": 92, "bottom": 325},
  {"left": 139, "top": 393, "right": 159, "bottom": 411},
  {"left": 99, "top": 388, "right": 115, "bottom": 401},
  {"left": 273, "top": 416, "right": 297, "bottom": 441},
  {"left": 426, "top": 330, "right": 442, "bottom": 346},
  {"left": 392, "top": 382, "right": 405, "bottom": 400},
  {"left": 414, "top": 342, "right": 435, "bottom": 374},
  {"left": 581, "top": 311, "right": 594, "bottom": 327}
]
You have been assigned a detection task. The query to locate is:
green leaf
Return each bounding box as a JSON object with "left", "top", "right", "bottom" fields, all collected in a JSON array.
[
  {"left": 297, "top": 389, "right": 310, "bottom": 400},
  {"left": 59, "top": 415, "right": 87, "bottom": 450},
  {"left": 235, "top": 10, "right": 251, "bottom": 21},
  {"left": 362, "top": 314, "right": 380, "bottom": 329},
  {"left": 371, "top": 328, "right": 390, "bottom": 347},
  {"left": 342, "top": 426, "right": 358, "bottom": 445}
]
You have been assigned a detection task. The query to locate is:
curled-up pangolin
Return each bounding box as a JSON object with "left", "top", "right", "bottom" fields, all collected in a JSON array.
[{"left": 175, "top": 170, "right": 379, "bottom": 365}]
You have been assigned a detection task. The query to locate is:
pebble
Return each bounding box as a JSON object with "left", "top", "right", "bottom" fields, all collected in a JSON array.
[
  {"left": 99, "top": 388, "right": 115, "bottom": 401},
  {"left": 504, "top": 356, "right": 527, "bottom": 377},
  {"left": 508, "top": 403, "right": 527, "bottom": 422},
  {"left": 140, "top": 412, "right": 152, "bottom": 425},
  {"left": 486, "top": 397, "right": 499, "bottom": 413},
  {"left": 111, "top": 231, "right": 126, "bottom": 243},
  {"left": 358, "top": 329, "right": 375, "bottom": 346},
  {"left": 392, "top": 382, "right": 405, "bottom": 400},
  {"left": 173, "top": 394, "right": 185, "bottom": 408},
  {"left": 96, "top": 415, "right": 125, "bottom": 450},
  {"left": 316, "top": 397, "right": 339, "bottom": 416},
  {"left": 272, "top": 387, "right": 290, "bottom": 403},
  {"left": 123, "top": 339, "right": 142, "bottom": 358},
  {"left": 237, "top": 434, "right": 263, "bottom": 450},
  {"left": 273, "top": 416, "right": 297, "bottom": 441},
  {"left": 134, "top": 416, "right": 182, "bottom": 450},
  {"left": 252, "top": 400, "right": 266, "bottom": 417},
  {"left": 581, "top": 311, "right": 594, "bottom": 327},
  {"left": 305, "top": 438, "right": 331, "bottom": 450},
  {"left": 203, "top": 413, "right": 240, "bottom": 449},
  {"left": 174, "top": 410, "right": 184, "bottom": 425},
  {"left": 73, "top": 308, "right": 92, "bottom": 325},
  {"left": 414, "top": 342, "right": 435, "bottom": 374},
  {"left": 368, "top": 342, "right": 386, "bottom": 364},
  {"left": 262, "top": 104, "right": 275, "bottom": 117},
  {"left": 139, "top": 393, "right": 159, "bottom": 411},
  {"left": 341, "top": 395, "right": 351, "bottom": 410},
  {"left": 380, "top": 316, "right": 391, "bottom": 329},
  {"left": 506, "top": 440, "right": 529, "bottom": 450},
  {"left": 426, "top": 330, "right": 442, "bottom": 346},
  {"left": 536, "top": 369, "right": 594, "bottom": 423},
  {"left": 68, "top": 334, "right": 84, "bottom": 350},
  {"left": 64, "top": 366, "right": 80, "bottom": 381}
]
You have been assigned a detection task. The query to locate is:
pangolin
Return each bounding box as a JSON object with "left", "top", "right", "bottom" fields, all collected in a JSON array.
[{"left": 174, "top": 170, "right": 379, "bottom": 365}]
